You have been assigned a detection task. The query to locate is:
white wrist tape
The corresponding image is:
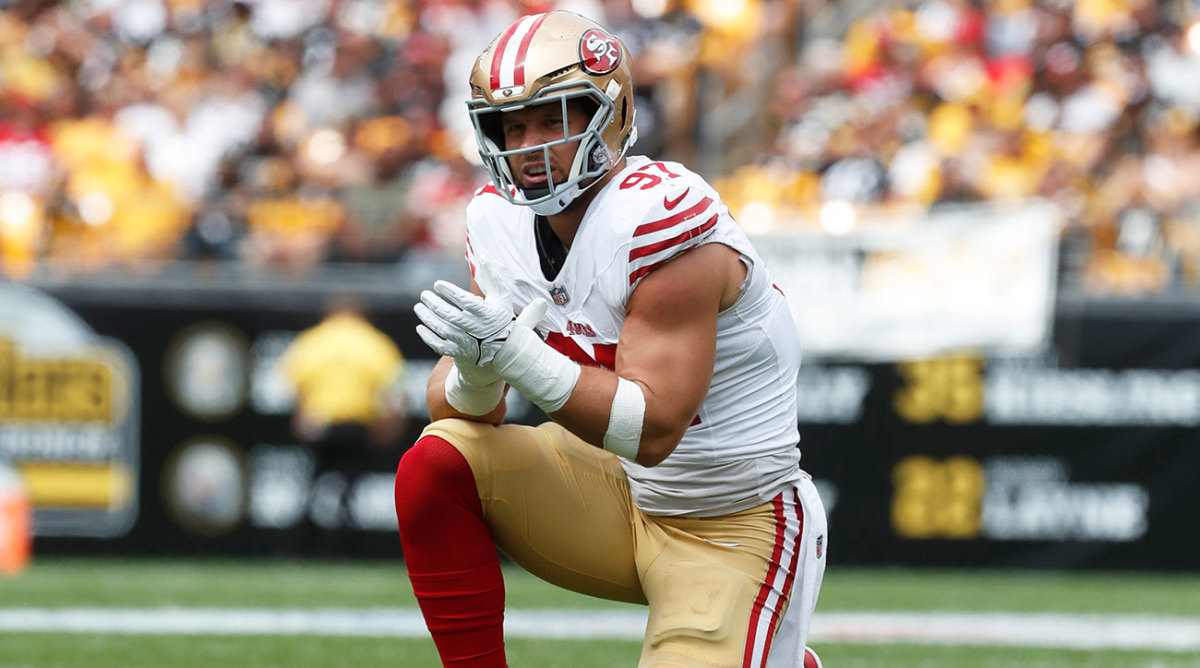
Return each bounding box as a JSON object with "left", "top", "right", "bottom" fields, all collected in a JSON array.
[
  {"left": 444, "top": 364, "right": 505, "bottom": 416},
  {"left": 492, "top": 324, "right": 580, "bottom": 414},
  {"left": 602, "top": 377, "right": 644, "bottom": 460}
]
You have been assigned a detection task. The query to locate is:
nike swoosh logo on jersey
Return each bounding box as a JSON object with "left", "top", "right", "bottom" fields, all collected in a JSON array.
[{"left": 663, "top": 188, "right": 690, "bottom": 210}]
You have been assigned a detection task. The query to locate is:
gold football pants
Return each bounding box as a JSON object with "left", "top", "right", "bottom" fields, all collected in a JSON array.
[{"left": 419, "top": 419, "right": 826, "bottom": 668}]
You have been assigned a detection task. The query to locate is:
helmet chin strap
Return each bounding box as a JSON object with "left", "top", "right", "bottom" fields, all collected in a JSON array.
[{"left": 525, "top": 184, "right": 579, "bottom": 215}]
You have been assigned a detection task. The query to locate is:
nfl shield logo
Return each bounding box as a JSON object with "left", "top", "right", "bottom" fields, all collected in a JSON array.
[
  {"left": 550, "top": 285, "right": 569, "bottom": 306},
  {"left": 815, "top": 534, "right": 824, "bottom": 559}
]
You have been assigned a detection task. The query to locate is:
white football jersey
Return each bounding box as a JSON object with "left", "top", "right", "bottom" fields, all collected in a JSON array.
[{"left": 464, "top": 156, "right": 803, "bottom": 516}]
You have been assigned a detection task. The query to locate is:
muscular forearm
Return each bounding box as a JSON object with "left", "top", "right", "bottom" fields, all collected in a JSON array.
[
  {"left": 427, "top": 357, "right": 507, "bottom": 425},
  {"left": 547, "top": 366, "right": 687, "bottom": 468},
  {"left": 544, "top": 366, "right": 616, "bottom": 448}
]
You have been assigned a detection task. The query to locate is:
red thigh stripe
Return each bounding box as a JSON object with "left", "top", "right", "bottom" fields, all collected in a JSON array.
[
  {"left": 757, "top": 488, "right": 805, "bottom": 667},
  {"left": 742, "top": 494, "right": 786, "bottom": 668},
  {"left": 742, "top": 487, "right": 804, "bottom": 668}
]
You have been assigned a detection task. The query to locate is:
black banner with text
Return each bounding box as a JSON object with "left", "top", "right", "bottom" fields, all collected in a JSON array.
[{"left": 11, "top": 285, "right": 1198, "bottom": 571}]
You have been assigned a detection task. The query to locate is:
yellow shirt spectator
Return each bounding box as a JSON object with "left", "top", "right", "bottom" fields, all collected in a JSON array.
[{"left": 281, "top": 309, "right": 404, "bottom": 429}]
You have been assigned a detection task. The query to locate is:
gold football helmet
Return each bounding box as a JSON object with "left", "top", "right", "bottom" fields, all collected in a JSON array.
[{"left": 468, "top": 11, "right": 638, "bottom": 215}]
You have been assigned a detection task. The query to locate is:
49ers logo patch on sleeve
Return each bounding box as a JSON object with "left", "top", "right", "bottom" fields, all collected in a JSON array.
[{"left": 580, "top": 28, "right": 621, "bottom": 75}]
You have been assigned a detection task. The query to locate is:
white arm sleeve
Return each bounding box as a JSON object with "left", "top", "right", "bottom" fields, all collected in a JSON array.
[
  {"left": 602, "top": 377, "right": 644, "bottom": 460},
  {"left": 492, "top": 324, "right": 581, "bottom": 414},
  {"left": 444, "top": 365, "right": 506, "bottom": 416}
]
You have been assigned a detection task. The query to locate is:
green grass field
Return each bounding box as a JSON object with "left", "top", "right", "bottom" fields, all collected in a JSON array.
[{"left": 3, "top": 558, "right": 1199, "bottom": 667}]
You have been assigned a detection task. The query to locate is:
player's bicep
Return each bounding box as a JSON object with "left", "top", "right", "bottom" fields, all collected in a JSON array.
[{"left": 616, "top": 243, "right": 732, "bottom": 449}]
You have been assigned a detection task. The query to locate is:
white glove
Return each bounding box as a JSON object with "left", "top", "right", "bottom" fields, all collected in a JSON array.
[
  {"left": 415, "top": 280, "right": 542, "bottom": 368},
  {"left": 415, "top": 280, "right": 578, "bottom": 413},
  {"left": 415, "top": 281, "right": 515, "bottom": 415},
  {"left": 420, "top": 254, "right": 514, "bottom": 388}
]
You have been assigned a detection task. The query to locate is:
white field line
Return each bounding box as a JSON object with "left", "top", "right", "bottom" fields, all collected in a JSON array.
[{"left": 0, "top": 609, "right": 1199, "bottom": 652}]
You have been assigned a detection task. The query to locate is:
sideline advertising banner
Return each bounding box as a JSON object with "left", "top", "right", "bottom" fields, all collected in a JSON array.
[
  {"left": 796, "top": 347, "right": 1199, "bottom": 571},
  {"left": 9, "top": 274, "right": 1198, "bottom": 571},
  {"left": 0, "top": 283, "right": 139, "bottom": 538}
]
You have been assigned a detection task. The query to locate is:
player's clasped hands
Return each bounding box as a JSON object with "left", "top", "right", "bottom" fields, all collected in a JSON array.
[
  {"left": 416, "top": 279, "right": 577, "bottom": 415},
  {"left": 415, "top": 280, "right": 513, "bottom": 366},
  {"left": 415, "top": 280, "right": 548, "bottom": 371}
]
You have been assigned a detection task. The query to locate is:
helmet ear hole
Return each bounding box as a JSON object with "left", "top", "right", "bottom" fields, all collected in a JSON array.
[
  {"left": 585, "top": 140, "right": 610, "bottom": 173},
  {"left": 620, "top": 97, "right": 628, "bottom": 130},
  {"left": 576, "top": 97, "right": 609, "bottom": 173}
]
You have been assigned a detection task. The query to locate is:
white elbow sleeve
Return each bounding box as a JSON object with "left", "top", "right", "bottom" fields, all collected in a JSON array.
[
  {"left": 603, "top": 377, "right": 645, "bottom": 460},
  {"left": 444, "top": 365, "right": 505, "bottom": 416}
]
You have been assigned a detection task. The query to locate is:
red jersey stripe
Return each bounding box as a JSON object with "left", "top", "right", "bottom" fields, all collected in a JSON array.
[
  {"left": 513, "top": 13, "right": 549, "bottom": 86},
  {"left": 629, "top": 213, "right": 718, "bottom": 261},
  {"left": 465, "top": 234, "right": 476, "bottom": 277},
  {"left": 627, "top": 215, "right": 719, "bottom": 285},
  {"left": 632, "top": 196, "right": 713, "bottom": 237}
]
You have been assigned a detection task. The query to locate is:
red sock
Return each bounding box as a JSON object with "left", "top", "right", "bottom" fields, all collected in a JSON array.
[{"left": 395, "top": 435, "right": 506, "bottom": 667}]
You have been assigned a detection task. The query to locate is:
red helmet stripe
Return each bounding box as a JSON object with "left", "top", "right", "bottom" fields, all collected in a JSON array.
[
  {"left": 490, "top": 13, "right": 546, "bottom": 90},
  {"left": 489, "top": 18, "right": 524, "bottom": 90},
  {"left": 512, "top": 12, "right": 549, "bottom": 86}
]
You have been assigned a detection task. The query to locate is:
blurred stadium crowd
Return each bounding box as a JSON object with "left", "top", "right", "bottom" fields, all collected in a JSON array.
[
  {"left": 717, "top": 0, "right": 1200, "bottom": 295},
  {"left": 1, "top": 0, "right": 1199, "bottom": 295}
]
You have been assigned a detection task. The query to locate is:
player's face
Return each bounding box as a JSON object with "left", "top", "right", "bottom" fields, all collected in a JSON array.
[{"left": 500, "top": 99, "right": 590, "bottom": 190}]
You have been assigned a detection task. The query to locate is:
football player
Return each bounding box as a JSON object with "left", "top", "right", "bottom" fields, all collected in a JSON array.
[{"left": 396, "top": 11, "right": 827, "bottom": 668}]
